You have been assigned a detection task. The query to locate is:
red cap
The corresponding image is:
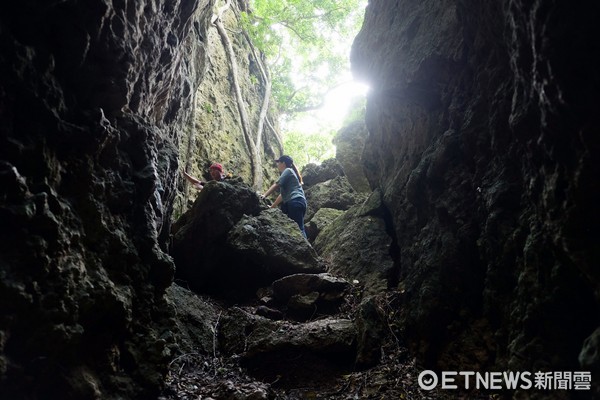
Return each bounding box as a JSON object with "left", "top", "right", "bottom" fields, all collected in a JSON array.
[{"left": 209, "top": 163, "right": 223, "bottom": 172}]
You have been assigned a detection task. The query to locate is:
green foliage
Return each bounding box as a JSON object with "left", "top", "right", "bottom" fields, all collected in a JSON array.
[
  {"left": 203, "top": 102, "right": 213, "bottom": 113},
  {"left": 242, "top": 0, "right": 366, "bottom": 114},
  {"left": 283, "top": 129, "right": 336, "bottom": 168}
]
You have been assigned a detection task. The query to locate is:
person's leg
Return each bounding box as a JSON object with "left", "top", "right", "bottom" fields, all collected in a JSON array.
[{"left": 284, "top": 200, "right": 307, "bottom": 238}]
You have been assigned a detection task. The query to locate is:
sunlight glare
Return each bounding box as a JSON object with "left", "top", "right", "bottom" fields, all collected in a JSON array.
[
  {"left": 318, "top": 80, "right": 369, "bottom": 126},
  {"left": 283, "top": 78, "right": 369, "bottom": 134}
]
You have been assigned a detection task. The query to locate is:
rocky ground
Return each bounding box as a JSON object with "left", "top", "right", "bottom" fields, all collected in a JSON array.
[
  {"left": 160, "top": 178, "right": 499, "bottom": 400},
  {"left": 158, "top": 289, "right": 496, "bottom": 400}
]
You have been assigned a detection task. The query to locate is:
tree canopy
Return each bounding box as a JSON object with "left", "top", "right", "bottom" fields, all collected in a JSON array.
[
  {"left": 241, "top": 0, "right": 366, "bottom": 115},
  {"left": 283, "top": 128, "right": 336, "bottom": 168}
]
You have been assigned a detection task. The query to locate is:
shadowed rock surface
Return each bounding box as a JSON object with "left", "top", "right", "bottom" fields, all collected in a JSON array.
[
  {"left": 1, "top": 1, "right": 214, "bottom": 398},
  {"left": 304, "top": 175, "right": 368, "bottom": 222},
  {"left": 352, "top": 0, "right": 600, "bottom": 386},
  {"left": 171, "top": 180, "right": 322, "bottom": 299},
  {"left": 271, "top": 273, "right": 350, "bottom": 319},
  {"left": 218, "top": 307, "right": 357, "bottom": 388},
  {"left": 314, "top": 190, "right": 397, "bottom": 294},
  {"left": 2, "top": 0, "right": 599, "bottom": 398},
  {"left": 227, "top": 210, "right": 323, "bottom": 277},
  {"left": 304, "top": 207, "right": 345, "bottom": 242}
]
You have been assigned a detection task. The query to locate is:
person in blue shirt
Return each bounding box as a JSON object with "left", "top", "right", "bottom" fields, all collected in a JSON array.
[{"left": 261, "top": 155, "right": 307, "bottom": 238}]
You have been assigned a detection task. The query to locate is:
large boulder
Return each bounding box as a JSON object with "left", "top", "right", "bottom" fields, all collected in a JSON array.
[
  {"left": 271, "top": 273, "right": 350, "bottom": 319},
  {"left": 304, "top": 207, "right": 345, "bottom": 242},
  {"left": 171, "top": 180, "right": 324, "bottom": 299},
  {"left": 314, "top": 190, "right": 396, "bottom": 294},
  {"left": 301, "top": 158, "right": 345, "bottom": 188},
  {"left": 165, "top": 284, "right": 221, "bottom": 355},
  {"left": 226, "top": 209, "right": 324, "bottom": 280},
  {"left": 218, "top": 308, "right": 357, "bottom": 387},
  {"left": 304, "top": 176, "right": 367, "bottom": 221},
  {"left": 170, "top": 180, "right": 264, "bottom": 294}
]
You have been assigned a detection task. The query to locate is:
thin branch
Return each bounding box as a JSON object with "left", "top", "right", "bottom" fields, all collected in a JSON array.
[{"left": 265, "top": 117, "right": 284, "bottom": 155}]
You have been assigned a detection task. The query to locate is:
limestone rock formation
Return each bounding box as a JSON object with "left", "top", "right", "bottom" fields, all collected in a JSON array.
[
  {"left": 305, "top": 207, "right": 345, "bottom": 242},
  {"left": 2, "top": 0, "right": 599, "bottom": 398},
  {"left": 301, "top": 159, "right": 346, "bottom": 187},
  {"left": 314, "top": 190, "right": 396, "bottom": 294},
  {"left": 334, "top": 120, "right": 371, "bottom": 193},
  {"left": 170, "top": 179, "right": 263, "bottom": 291},
  {"left": 218, "top": 307, "right": 357, "bottom": 387},
  {"left": 304, "top": 175, "right": 367, "bottom": 222},
  {"left": 352, "top": 0, "right": 600, "bottom": 381},
  {"left": 0, "top": 1, "right": 214, "bottom": 398},
  {"left": 171, "top": 180, "right": 322, "bottom": 299},
  {"left": 227, "top": 209, "right": 324, "bottom": 278},
  {"left": 271, "top": 273, "right": 350, "bottom": 319},
  {"left": 165, "top": 284, "right": 221, "bottom": 355}
]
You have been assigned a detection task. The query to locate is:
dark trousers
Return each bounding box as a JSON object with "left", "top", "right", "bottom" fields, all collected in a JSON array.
[{"left": 281, "top": 198, "right": 307, "bottom": 238}]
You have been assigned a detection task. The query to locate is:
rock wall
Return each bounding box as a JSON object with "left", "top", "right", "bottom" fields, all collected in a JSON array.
[
  {"left": 0, "top": 0, "right": 214, "bottom": 398},
  {"left": 175, "top": 1, "right": 283, "bottom": 215},
  {"left": 352, "top": 0, "right": 599, "bottom": 379},
  {"left": 334, "top": 120, "right": 371, "bottom": 193}
]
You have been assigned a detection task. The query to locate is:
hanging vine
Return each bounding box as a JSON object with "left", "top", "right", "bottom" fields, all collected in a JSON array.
[{"left": 212, "top": 0, "right": 275, "bottom": 189}]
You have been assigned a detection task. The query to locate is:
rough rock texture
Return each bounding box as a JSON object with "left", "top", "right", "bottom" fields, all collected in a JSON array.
[
  {"left": 272, "top": 273, "right": 350, "bottom": 302},
  {"left": 165, "top": 284, "right": 220, "bottom": 355},
  {"left": 334, "top": 120, "right": 371, "bottom": 193},
  {"left": 218, "top": 308, "right": 357, "bottom": 387},
  {"left": 301, "top": 158, "right": 346, "bottom": 187},
  {"left": 354, "top": 296, "right": 386, "bottom": 368},
  {"left": 170, "top": 180, "right": 262, "bottom": 295},
  {"left": 579, "top": 327, "right": 600, "bottom": 376},
  {"left": 305, "top": 207, "right": 345, "bottom": 242},
  {"left": 0, "top": 1, "right": 215, "bottom": 398},
  {"left": 3, "top": 0, "right": 599, "bottom": 397},
  {"left": 227, "top": 209, "right": 324, "bottom": 278},
  {"left": 171, "top": 180, "right": 322, "bottom": 299},
  {"left": 304, "top": 176, "right": 368, "bottom": 221},
  {"left": 271, "top": 273, "right": 350, "bottom": 319},
  {"left": 314, "top": 190, "right": 397, "bottom": 294},
  {"left": 352, "top": 0, "right": 600, "bottom": 384}
]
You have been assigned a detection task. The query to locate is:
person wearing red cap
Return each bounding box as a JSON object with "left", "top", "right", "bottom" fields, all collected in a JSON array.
[
  {"left": 261, "top": 155, "right": 307, "bottom": 238},
  {"left": 183, "top": 163, "right": 225, "bottom": 190}
]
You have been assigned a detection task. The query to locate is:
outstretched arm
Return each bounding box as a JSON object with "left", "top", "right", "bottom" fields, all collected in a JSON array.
[
  {"left": 183, "top": 171, "right": 203, "bottom": 190},
  {"left": 270, "top": 194, "right": 282, "bottom": 208},
  {"left": 262, "top": 182, "right": 279, "bottom": 198}
]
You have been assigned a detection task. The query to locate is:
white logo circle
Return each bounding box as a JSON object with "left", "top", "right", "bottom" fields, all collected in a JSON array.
[{"left": 418, "top": 370, "right": 438, "bottom": 390}]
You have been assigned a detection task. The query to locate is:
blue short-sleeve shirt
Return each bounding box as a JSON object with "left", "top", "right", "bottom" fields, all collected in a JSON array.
[{"left": 277, "top": 168, "right": 305, "bottom": 203}]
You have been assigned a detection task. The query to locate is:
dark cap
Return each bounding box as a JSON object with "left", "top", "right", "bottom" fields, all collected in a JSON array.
[{"left": 274, "top": 155, "right": 293, "bottom": 166}]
